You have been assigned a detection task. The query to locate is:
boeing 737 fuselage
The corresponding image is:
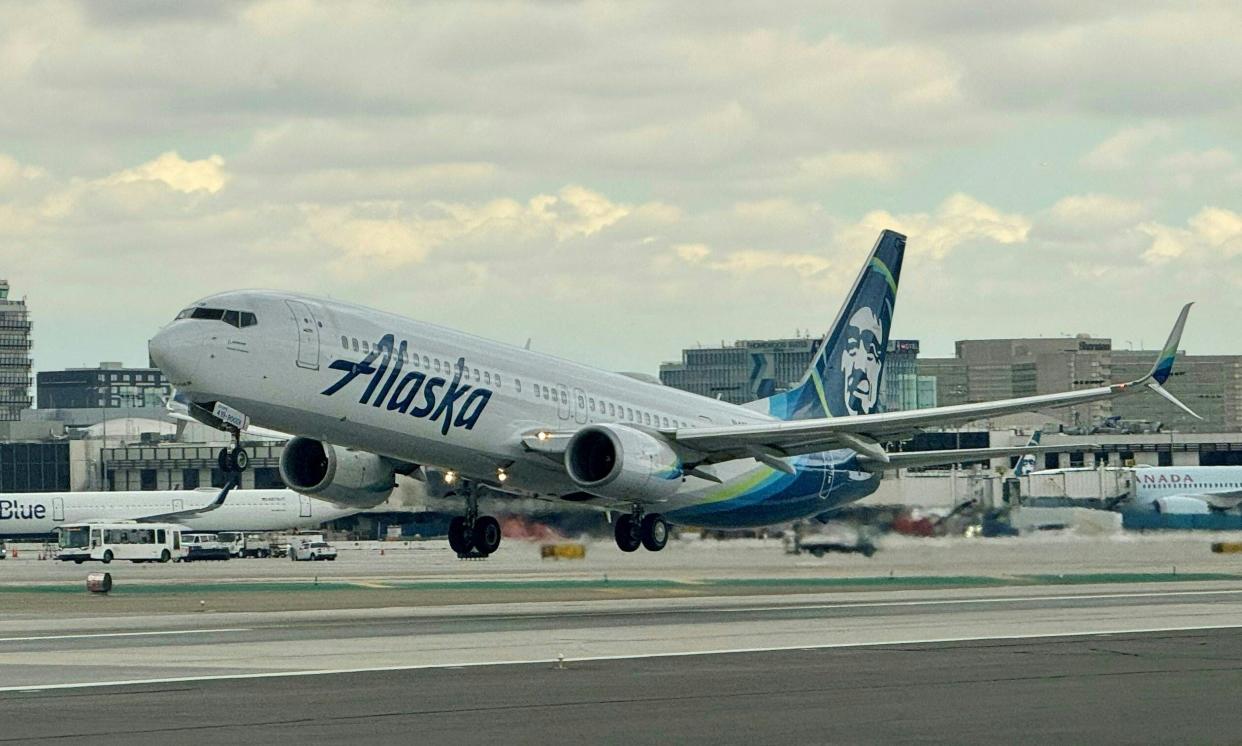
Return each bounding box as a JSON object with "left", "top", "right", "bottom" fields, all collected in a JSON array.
[{"left": 149, "top": 230, "right": 1197, "bottom": 556}]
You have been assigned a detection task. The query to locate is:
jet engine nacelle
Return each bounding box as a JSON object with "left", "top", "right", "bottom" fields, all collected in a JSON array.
[
  {"left": 1153, "top": 495, "right": 1212, "bottom": 515},
  {"left": 564, "top": 424, "right": 683, "bottom": 503},
  {"left": 279, "top": 437, "right": 395, "bottom": 508}
]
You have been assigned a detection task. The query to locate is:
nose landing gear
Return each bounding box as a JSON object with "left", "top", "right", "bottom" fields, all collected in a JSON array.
[
  {"left": 614, "top": 509, "right": 669, "bottom": 553},
  {"left": 216, "top": 430, "right": 248, "bottom": 492},
  {"left": 217, "top": 445, "right": 249, "bottom": 474}
]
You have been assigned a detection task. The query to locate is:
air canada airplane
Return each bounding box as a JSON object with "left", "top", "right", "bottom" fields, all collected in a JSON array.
[
  {"left": 148, "top": 230, "right": 1198, "bottom": 557},
  {"left": 0, "top": 487, "right": 357, "bottom": 539},
  {"left": 1128, "top": 466, "right": 1242, "bottom": 514}
]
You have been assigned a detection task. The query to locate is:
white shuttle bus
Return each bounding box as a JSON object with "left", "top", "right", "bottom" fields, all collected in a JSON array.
[{"left": 55, "top": 522, "right": 187, "bottom": 564}]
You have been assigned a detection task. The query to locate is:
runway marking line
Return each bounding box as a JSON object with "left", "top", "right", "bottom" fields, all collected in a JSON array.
[
  {"left": 3, "top": 622, "right": 1241, "bottom": 694},
  {"left": 679, "top": 588, "right": 1242, "bottom": 615},
  {"left": 0, "top": 628, "right": 251, "bottom": 643}
]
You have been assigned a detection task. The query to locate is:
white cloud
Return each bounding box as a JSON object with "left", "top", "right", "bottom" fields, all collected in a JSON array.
[
  {"left": 1140, "top": 207, "right": 1242, "bottom": 265},
  {"left": 0, "top": 153, "right": 46, "bottom": 189},
  {"left": 1042, "top": 193, "right": 1147, "bottom": 236},
  {"left": 101, "top": 151, "right": 228, "bottom": 194},
  {"left": 854, "top": 194, "right": 1031, "bottom": 259},
  {"left": 672, "top": 243, "right": 711, "bottom": 263},
  {"left": 796, "top": 150, "right": 902, "bottom": 184},
  {"left": 1082, "top": 123, "right": 1171, "bottom": 171}
]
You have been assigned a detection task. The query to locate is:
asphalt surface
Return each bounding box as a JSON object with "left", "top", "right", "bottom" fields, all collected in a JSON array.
[
  {"left": 3, "top": 629, "right": 1241, "bottom": 744},
  {"left": 6, "top": 536, "right": 1242, "bottom": 743}
]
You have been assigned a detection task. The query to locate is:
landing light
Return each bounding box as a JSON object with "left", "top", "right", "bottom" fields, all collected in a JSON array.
[
  {"left": 443, "top": 470, "right": 457, "bottom": 485},
  {"left": 537, "top": 431, "right": 550, "bottom": 441},
  {"left": 497, "top": 468, "right": 508, "bottom": 483}
]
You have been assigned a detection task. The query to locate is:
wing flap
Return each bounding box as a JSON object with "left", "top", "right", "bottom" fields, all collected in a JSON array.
[{"left": 859, "top": 443, "right": 1096, "bottom": 472}]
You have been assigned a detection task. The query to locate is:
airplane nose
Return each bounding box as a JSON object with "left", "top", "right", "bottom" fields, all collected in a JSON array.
[{"left": 149, "top": 324, "right": 202, "bottom": 387}]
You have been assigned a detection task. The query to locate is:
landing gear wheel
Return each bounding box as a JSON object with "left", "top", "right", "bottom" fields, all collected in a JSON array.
[
  {"left": 230, "top": 446, "right": 249, "bottom": 472},
  {"left": 473, "top": 516, "right": 502, "bottom": 556},
  {"left": 218, "top": 447, "right": 231, "bottom": 473},
  {"left": 640, "top": 514, "right": 669, "bottom": 552},
  {"left": 614, "top": 515, "right": 641, "bottom": 553},
  {"left": 448, "top": 516, "right": 473, "bottom": 555}
]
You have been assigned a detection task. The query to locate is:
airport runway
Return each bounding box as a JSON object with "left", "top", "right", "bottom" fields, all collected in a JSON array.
[
  {"left": 4, "top": 585, "right": 1242, "bottom": 743},
  {"left": 4, "top": 630, "right": 1242, "bottom": 744}
]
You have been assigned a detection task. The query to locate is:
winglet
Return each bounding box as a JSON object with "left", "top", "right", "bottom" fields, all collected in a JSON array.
[
  {"left": 1138, "top": 303, "right": 1200, "bottom": 419},
  {"left": 1148, "top": 302, "right": 1193, "bottom": 385},
  {"left": 1147, "top": 381, "right": 1202, "bottom": 420}
]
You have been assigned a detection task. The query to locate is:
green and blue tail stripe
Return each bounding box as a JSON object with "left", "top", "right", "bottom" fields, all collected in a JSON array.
[
  {"left": 760, "top": 230, "right": 906, "bottom": 421},
  {"left": 1149, "top": 302, "right": 1193, "bottom": 386}
]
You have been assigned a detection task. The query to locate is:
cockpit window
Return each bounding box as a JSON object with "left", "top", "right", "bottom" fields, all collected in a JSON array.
[{"left": 178, "top": 307, "right": 259, "bottom": 328}]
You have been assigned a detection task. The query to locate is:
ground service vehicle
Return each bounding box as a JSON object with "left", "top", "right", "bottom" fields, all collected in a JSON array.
[
  {"left": 182, "top": 533, "right": 231, "bottom": 561},
  {"left": 55, "top": 522, "right": 185, "bottom": 564},
  {"left": 291, "top": 540, "right": 337, "bottom": 561}
]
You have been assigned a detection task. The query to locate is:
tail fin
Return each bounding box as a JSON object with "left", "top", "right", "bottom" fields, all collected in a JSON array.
[
  {"left": 761, "top": 229, "right": 906, "bottom": 421},
  {"left": 1014, "top": 430, "right": 1042, "bottom": 476}
]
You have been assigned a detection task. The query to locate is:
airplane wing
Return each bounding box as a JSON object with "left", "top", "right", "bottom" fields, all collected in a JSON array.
[
  {"left": 523, "top": 304, "right": 1193, "bottom": 475},
  {"left": 669, "top": 304, "right": 1196, "bottom": 467},
  {"left": 135, "top": 479, "right": 238, "bottom": 523}
]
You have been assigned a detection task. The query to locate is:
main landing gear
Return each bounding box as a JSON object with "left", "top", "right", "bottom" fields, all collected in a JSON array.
[
  {"left": 447, "top": 482, "right": 502, "bottom": 559},
  {"left": 614, "top": 509, "right": 669, "bottom": 553}
]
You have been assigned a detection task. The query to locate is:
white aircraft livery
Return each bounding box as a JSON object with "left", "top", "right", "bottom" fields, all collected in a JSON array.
[
  {"left": 0, "top": 488, "right": 357, "bottom": 537},
  {"left": 148, "top": 230, "right": 1199, "bottom": 557},
  {"left": 1129, "top": 467, "right": 1242, "bottom": 514}
]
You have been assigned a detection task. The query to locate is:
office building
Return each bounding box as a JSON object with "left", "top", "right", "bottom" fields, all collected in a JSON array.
[
  {"left": 37, "top": 362, "right": 171, "bottom": 410},
  {"left": 920, "top": 335, "right": 1113, "bottom": 429},
  {"left": 0, "top": 280, "right": 32, "bottom": 422}
]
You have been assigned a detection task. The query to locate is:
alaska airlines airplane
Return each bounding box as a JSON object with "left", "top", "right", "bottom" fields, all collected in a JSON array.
[
  {"left": 0, "top": 487, "right": 357, "bottom": 538},
  {"left": 148, "top": 230, "right": 1197, "bottom": 557},
  {"left": 1013, "top": 431, "right": 1042, "bottom": 477},
  {"left": 1129, "top": 467, "right": 1242, "bottom": 514}
]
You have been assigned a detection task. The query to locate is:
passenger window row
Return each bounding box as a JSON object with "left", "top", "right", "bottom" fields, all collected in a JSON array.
[
  {"left": 524, "top": 383, "right": 688, "bottom": 429},
  {"left": 333, "top": 334, "right": 701, "bottom": 430},
  {"left": 338, "top": 336, "right": 506, "bottom": 389}
]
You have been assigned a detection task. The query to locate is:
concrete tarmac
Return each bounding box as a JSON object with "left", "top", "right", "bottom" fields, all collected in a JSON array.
[{"left": 6, "top": 536, "right": 1242, "bottom": 742}]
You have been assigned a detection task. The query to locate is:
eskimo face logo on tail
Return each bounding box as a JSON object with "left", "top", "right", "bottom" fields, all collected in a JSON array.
[
  {"left": 839, "top": 306, "right": 883, "bottom": 416},
  {"left": 321, "top": 334, "right": 492, "bottom": 435}
]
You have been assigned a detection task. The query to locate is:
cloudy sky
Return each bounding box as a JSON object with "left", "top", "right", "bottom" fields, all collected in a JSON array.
[{"left": 3, "top": 1, "right": 1241, "bottom": 378}]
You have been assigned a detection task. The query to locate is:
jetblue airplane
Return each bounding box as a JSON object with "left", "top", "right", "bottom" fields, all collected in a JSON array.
[
  {"left": 148, "top": 230, "right": 1197, "bottom": 557},
  {"left": 1128, "top": 467, "right": 1242, "bottom": 514},
  {"left": 0, "top": 487, "right": 357, "bottom": 538}
]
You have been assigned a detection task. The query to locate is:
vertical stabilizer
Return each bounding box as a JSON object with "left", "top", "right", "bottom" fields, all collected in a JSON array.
[{"left": 761, "top": 230, "right": 906, "bottom": 421}]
